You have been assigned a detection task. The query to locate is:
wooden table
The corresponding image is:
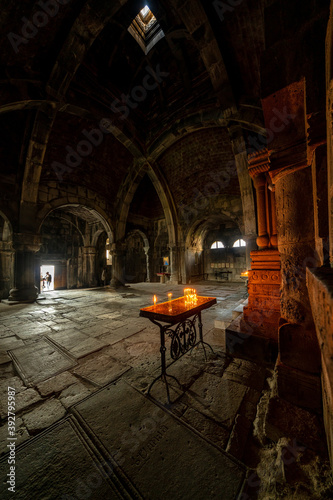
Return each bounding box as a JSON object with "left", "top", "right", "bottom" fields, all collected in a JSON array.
[
  {"left": 214, "top": 270, "right": 232, "bottom": 281},
  {"left": 156, "top": 273, "right": 171, "bottom": 283},
  {"left": 140, "top": 295, "right": 217, "bottom": 402}
]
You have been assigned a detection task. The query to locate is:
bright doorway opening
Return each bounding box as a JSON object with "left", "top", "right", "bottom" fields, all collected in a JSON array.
[{"left": 40, "top": 265, "right": 55, "bottom": 291}]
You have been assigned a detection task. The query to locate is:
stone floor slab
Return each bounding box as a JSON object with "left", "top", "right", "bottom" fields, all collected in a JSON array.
[
  {"left": 99, "top": 323, "right": 147, "bottom": 346},
  {"left": 0, "top": 418, "right": 123, "bottom": 499},
  {"left": 73, "top": 353, "right": 130, "bottom": 387},
  {"left": 59, "top": 382, "right": 95, "bottom": 408},
  {"left": 184, "top": 372, "right": 248, "bottom": 428},
  {"left": 47, "top": 329, "right": 89, "bottom": 351},
  {"left": 36, "top": 371, "right": 78, "bottom": 396},
  {"left": 7, "top": 337, "right": 78, "bottom": 386},
  {"left": 22, "top": 399, "right": 66, "bottom": 432},
  {"left": 69, "top": 337, "right": 109, "bottom": 358},
  {"left": 72, "top": 380, "right": 245, "bottom": 500},
  {"left": 0, "top": 338, "right": 25, "bottom": 351}
]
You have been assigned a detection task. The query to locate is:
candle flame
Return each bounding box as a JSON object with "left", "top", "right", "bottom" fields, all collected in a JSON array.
[{"left": 153, "top": 295, "right": 157, "bottom": 305}]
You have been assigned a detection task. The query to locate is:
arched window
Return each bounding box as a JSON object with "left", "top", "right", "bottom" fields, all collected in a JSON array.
[
  {"left": 233, "top": 239, "right": 246, "bottom": 248},
  {"left": 210, "top": 241, "right": 224, "bottom": 249}
]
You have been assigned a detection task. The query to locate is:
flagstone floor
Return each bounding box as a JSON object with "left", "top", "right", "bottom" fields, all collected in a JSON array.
[{"left": 0, "top": 282, "right": 332, "bottom": 499}]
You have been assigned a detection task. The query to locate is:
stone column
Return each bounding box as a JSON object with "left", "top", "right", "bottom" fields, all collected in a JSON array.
[
  {"left": 243, "top": 235, "right": 257, "bottom": 271},
  {"left": 229, "top": 128, "right": 257, "bottom": 236},
  {"left": 8, "top": 234, "right": 42, "bottom": 302},
  {"left": 253, "top": 173, "right": 270, "bottom": 249},
  {"left": 274, "top": 166, "right": 322, "bottom": 410},
  {"left": 144, "top": 246, "right": 151, "bottom": 283},
  {"left": 110, "top": 243, "right": 125, "bottom": 288},
  {"left": 82, "top": 246, "right": 97, "bottom": 287},
  {"left": 169, "top": 245, "right": 179, "bottom": 284},
  {"left": 269, "top": 185, "right": 278, "bottom": 247},
  {"left": 0, "top": 242, "right": 15, "bottom": 300},
  {"left": 242, "top": 149, "right": 281, "bottom": 340}
]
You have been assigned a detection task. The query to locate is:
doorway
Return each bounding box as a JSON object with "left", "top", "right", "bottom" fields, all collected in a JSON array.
[{"left": 40, "top": 265, "right": 55, "bottom": 291}]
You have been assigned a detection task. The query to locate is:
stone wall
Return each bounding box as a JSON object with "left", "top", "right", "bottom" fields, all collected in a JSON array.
[{"left": 307, "top": 268, "right": 333, "bottom": 468}]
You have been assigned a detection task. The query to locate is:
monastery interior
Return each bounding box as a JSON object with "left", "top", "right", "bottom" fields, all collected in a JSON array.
[{"left": 0, "top": 0, "right": 333, "bottom": 498}]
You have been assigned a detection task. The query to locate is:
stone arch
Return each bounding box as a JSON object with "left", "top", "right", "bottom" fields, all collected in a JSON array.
[
  {"left": 36, "top": 203, "right": 114, "bottom": 290},
  {"left": 123, "top": 229, "right": 150, "bottom": 283},
  {"left": 36, "top": 199, "right": 114, "bottom": 243},
  {"left": 183, "top": 213, "right": 244, "bottom": 283},
  {"left": 147, "top": 111, "right": 265, "bottom": 161},
  {"left": 126, "top": 229, "right": 150, "bottom": 250},
  {"left": 0, "top": 210, "right": 13, "bottom": 242},
  {"left": 116, "top": 162, "right": 177, "bottom": 247}
]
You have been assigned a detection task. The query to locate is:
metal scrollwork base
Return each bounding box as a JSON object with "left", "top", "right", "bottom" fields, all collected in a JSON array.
[
  {"left": 167, "top": 315, "right": 197, "bottom": 360},
  {"left": 147, "top": 312, "right": 215, "bottom": 403}
]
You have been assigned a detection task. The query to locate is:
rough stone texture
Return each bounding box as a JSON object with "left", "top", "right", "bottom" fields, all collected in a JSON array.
[
  {"left": 0, "top": 284, "right": 330, "bottom": 497},
  {"left": 279, "top": 323, "right": 321, "bottom": 374},
  {"left": 73, "top": 353, "right": 130, "bottom": 387},
  {"left": 224, "top": 358, "right": 267, "bottom": 392},
  {"left": 0, "top": 417, "right": 30, "bottom": 456},
  {"left": 7, "top": 337, "right": 77, "bottom": 386},
  {"left": 69, "top": 337, "right": 109, "bottom": 358},
  {"left": 226, "top": 413, "right": 252, "bottom": 460},
  {"left": 36, "top": 371, "right": 78, "bottom": 397},
  {"left": 182, "top": 407, "right": 229, "bottom": 448},
  {"left": 14, "top": 389, "right": 42, "bottom": 414},
  {"left": 22, "top": 399, "right": 67, "bottom": 433},
  {"left": 72, "top": 380, "right": 245, "bottom": 499},
  {"left": 265, "top": 397, "right": 326, "bottom": 454},
  {"left": 59, "top": 383, "right": 95, "bottom": 409},
  {"left": 276, "top": 357, "right": 322, "bottom": 412},
  {"left": 184, "top": 371, "right": 248, "bottom": 428},
  {"left": 0, "top": 419, "right": 122, "bottom": 500},
  {"left": 307, "top": 267, "right": 333, "bottom": 468},
  {"left": 47, "top": 330, "right": 90, "bottom": 351}
]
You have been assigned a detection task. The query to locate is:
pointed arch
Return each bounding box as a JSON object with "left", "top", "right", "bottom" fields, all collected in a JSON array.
[{"left": 115, "top": 161, "right": 178, "bottom": 247}]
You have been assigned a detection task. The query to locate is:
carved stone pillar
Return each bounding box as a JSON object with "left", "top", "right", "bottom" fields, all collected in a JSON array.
[
  {"left": 110, "top": 243, "right": 126, "bottom": 288},
  {"left": 82, "top": 246, "right": 97, "bottom": 287},
  {"left": 241, "top": 149, "right": 281, "bottom": 340},
  {"left": 8, "top": 234, "right": 42, "bottom": 302},
  {"left": 169, "top": 246, "right": 179, "bottom": 284},
  {"left": 260, "top": 80, "right": 322, "bottom": 413},
  {"left": 225, "top": 149, "right": 281, "bottom": 362}
]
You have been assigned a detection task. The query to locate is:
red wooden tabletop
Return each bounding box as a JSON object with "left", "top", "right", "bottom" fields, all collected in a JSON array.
[{"left": 140, "top": 296, "right": 217, "bottom": 324}]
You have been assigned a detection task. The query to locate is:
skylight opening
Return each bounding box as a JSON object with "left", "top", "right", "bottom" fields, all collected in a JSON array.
[
  {"left": 128, "top": 5, "right": 165, "bottom": 54},
  {"left": 140, "top": 5, "right": 150, "bottom": 17}
]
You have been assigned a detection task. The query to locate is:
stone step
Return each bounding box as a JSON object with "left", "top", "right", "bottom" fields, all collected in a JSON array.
[{"left": 232, "top": 304, "right": 245, "bottom": 319}]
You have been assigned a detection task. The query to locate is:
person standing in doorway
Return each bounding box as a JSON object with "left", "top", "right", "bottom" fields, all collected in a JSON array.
[{"left": 45, "top": 272, "right": 52, "bottom": 290}]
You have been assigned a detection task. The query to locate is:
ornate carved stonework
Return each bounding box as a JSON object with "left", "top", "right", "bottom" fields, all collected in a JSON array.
[
  {"left": 248, "top": 148, "right": 271, "bottom": 179},
  {"left": 242, "top": 250, "right": 281, "bottom": 340}
]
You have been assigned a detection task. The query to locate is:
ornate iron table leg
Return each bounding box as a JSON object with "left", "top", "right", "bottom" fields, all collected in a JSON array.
[
  {"left": 147, "top": 321, "right": 182, "bottom": 403},
  {"left": 197, "top": 311, "right": 215, "bottom": 360}
]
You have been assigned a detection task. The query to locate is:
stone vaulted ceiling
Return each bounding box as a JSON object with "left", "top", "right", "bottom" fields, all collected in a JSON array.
[{"left": 0, "top": 0, "right": 268, "bottom": 235}]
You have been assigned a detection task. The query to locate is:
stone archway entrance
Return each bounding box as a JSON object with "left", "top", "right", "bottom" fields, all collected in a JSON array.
[{"left": 37, "top": 205, "right": 113, "bottom": 291}]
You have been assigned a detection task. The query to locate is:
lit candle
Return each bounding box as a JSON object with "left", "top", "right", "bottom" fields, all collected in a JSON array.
[
  {"left": 153, "top": 295, "right": 157, "bottom": 305},
  {"left": 168, "top": 293, "right": 172, "bottom": 312}
]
